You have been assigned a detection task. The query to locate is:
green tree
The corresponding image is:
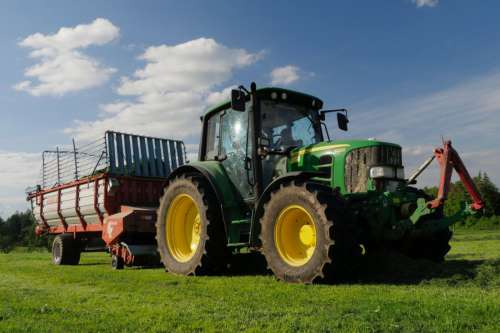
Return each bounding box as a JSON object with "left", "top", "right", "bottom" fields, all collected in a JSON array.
[
  {"left": 0, "top": 210, "right": 49, "bottom": 252},
  {"left": 476, "top": 172, "right": 500, "bottom": 216}
]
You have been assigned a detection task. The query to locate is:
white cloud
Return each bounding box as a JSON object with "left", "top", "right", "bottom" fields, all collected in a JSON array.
[
  {"left": 412, "top": 0, "right": 439, "bottom": 8},
  {"left": 0, "top": 151, "right": 40, "bottom": 218},
  {"left": 65, "top": 38, "right": 262, "bottom": 157},
  {"left": 205, "top": 86, "right": 236, "bottom": 106},
  {"left": 270, "top": 65, "right": 301, "bottom": 85},
  {"left": 14, "top": 18, "right": 119, "bottom": 96}
]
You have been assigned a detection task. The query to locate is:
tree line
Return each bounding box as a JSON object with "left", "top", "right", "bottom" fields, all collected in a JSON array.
[
  {"left": 424, "top": 172, "right": 500, "bottom": 228},
  {"left": 0, "top": 211, "right": 50, "bottom": 252},
  {"left": 1, "top": 172, "right": 499, "bottom": 252}
]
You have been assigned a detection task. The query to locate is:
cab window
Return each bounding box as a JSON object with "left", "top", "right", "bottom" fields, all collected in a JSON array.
[{"left": 205, "top": 114, "right": 220, "bottom": 160}]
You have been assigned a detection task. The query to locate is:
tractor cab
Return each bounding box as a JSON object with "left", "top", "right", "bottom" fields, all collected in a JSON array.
[{"left": 199, "top": 85, "right": 350, "bottom": 203}]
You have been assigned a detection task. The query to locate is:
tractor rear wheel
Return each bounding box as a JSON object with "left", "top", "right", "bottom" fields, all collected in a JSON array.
[
  {"left": 52, "top": 234, "right": 81, "bottom": 265},
  {"left": 156, "top": 175, "right": 228, "bottom": 275},
  {"left": 259, "top": 181, "right": 360, "bottom": 283}
]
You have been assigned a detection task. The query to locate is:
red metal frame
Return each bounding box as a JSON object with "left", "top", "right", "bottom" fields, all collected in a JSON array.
[
  {"left": 74, "top": 183, "right": 87, "bottom": 229},
  {"left": 38, "top": 192, "right": 50, "bottom": 229},
  {"left": 56, "top": 188, "right": 68, "bottom": 230},
  {"left": 429, "top": 141, "right": 485, "bottom": 211},
  {"left": 47, "top": 224, "right": 103, "bottom": 234},
  {"left": 94, "top": 178, "right": 104, "bottom": 224},
  {"left": 28, "top": 173, "right": 167, "bottom": 236}
]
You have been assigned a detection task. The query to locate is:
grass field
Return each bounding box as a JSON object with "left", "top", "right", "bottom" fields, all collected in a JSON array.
[{"left": 1, "top": 229, "right": 499, "bottom": 332}]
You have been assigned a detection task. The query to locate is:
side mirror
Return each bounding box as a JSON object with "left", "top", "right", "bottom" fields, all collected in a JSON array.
[
  {"left": 337, "top": 113, "right": 349, "bottom": 131},
  {"left": 231, "top": 89, "right": 246, "bottom": 112}
]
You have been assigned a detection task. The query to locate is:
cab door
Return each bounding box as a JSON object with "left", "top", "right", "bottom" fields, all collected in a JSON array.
[{"left": 219, "top": 107, "right": 254, "bottom": 201}]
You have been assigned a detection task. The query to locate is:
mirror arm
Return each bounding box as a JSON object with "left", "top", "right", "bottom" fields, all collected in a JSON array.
[
  {"left": 320, "top": 108, "right": 348, "bottom": 117},
  {"left": 321, "top": 122, "right": 331, "bottom": 141}
]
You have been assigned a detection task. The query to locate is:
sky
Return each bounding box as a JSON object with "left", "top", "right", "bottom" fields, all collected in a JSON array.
[{"left": 0, "top": 0, "right": 499, "bottom": 216}]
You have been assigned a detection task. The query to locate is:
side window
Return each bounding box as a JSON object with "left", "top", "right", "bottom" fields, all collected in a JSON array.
[
  {"left": 220, "top": 108, "right": 253, "bottom": 198},
  {"left": 205, "top": 114, "right": 220, "bottom": 160},
  {"left": 220, "top": 109, "right": 247, "bottom": 157}
]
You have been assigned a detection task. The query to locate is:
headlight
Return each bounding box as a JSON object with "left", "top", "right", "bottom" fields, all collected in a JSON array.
[
  {"left": 370, "top": 166, "right": 395, "bottom": 179},
  {"left": 396, "top": 167, "right": 405, "bottom": 179}
]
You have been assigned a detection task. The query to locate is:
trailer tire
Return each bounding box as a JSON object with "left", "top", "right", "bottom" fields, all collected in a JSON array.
[
  {"left": 259, "top": 181, "right": 360, "bottom": 283},
  {"left": 156, "top": 174, "right": 229, "bottom": 275},
  {"left": 111, "top": 254, "right": 124, "bottom": 270},
  {"left": 52, "top": 234, "right": 81, "bottom": 265}
]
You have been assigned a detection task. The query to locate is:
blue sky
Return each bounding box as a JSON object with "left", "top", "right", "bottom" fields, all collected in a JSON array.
[{"left": 1, "top": 0, "right": 499, "bottom": 216}]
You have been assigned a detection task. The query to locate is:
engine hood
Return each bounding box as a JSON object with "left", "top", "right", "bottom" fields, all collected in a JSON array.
[{"left": 289, "top": 139, "right": 401, "bottom": 166}]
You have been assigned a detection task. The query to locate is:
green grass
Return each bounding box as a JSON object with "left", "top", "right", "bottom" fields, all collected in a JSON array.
[{"left": 1, "top": 230, "right": 499, "bottom": 333}]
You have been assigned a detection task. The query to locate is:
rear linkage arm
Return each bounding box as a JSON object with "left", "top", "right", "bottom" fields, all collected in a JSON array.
[
  {"left": 403, "top": 141, "right": 485, "bottom": 235},
  {"left": 426, "top": 140, "right": 485, "bottom": 212}
]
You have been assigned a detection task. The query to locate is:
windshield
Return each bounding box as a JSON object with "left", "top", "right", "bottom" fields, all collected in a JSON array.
[{"left": 261, "top": 100, "right": 322, "bottom": 150}]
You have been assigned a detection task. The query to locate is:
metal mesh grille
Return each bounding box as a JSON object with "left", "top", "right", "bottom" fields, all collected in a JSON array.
[
  {"left": 37, "top": 131, "right": 186, "bottom": 190},
  {"left": 345, "top": 146, "right": 402, "bottom": 193},
  {"left": 40, "top": 137, "right": 106, "bottom": 189}
]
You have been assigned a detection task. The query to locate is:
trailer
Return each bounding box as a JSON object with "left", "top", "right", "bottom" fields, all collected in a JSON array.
[{"left": 27, "top": 131, "right": 186, "bottom": 269}]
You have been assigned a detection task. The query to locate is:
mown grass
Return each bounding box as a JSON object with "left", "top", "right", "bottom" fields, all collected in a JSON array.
[{"left": 1, "top": 230, "right": 499, "bottom": 333}]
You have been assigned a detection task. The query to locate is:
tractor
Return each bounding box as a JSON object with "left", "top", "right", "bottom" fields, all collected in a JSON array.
[{"left": 155, "top": 82, "right": 484, "bottom": 283}]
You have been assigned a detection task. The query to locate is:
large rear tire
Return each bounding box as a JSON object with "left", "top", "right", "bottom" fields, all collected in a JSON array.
[
  {"left": 259, "top": 181, "right": 360, "bottom": 283},
  {"left": 52, "top": 234, "right": 81, "bottom": 265},
  {"left": 156, "top": 175, "right": 229, "bottom": 275}
]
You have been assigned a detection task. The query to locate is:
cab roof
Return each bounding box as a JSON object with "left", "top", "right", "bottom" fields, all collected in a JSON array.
[{"left": 203, "top": 87, "right": 324, "bottom": 119}]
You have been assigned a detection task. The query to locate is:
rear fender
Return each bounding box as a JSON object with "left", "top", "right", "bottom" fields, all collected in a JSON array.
[{"left": 167, "top": 162, "right": 245, "bottom": 238}]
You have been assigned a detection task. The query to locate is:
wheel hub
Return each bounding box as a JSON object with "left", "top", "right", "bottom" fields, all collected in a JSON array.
[
  {"left": 166, "top": 194, "right": 201, "bottom": 262},
  {"left": 274, "top": 205, "right": 317, "bottom": 267}
]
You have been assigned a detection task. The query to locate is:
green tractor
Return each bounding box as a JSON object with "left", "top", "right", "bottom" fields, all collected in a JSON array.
[{"left": 155, "top": 82, "right": 484, "bottom": 283}]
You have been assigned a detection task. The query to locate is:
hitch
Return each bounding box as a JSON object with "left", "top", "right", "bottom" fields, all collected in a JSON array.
[{"left": 428, "top": 140, "right": 485, "bottom": 212}]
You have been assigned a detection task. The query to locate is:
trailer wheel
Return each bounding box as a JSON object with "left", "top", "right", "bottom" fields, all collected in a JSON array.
[
  {"left": 156, "top": 175, "right": 228, "bottom": 275},
  {"left": 52, "top": 234, "right": 81, "bottom": 265},
  {"left": 259, "top": 181, "right": 360, "bottom": 283},
  {"left": 111, "top": 254, "right": 124, "bottom": 270}
]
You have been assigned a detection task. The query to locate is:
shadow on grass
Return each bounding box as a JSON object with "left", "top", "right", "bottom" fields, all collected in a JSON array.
[
  {"left": 345, "top": 253, "right": 500, "bottom": 286},
  {"left": 225, "top": 252, "right": 500, "bottom": 287},
  {"left": 78, "top": 262, "right": 108, "bottom": 266}
]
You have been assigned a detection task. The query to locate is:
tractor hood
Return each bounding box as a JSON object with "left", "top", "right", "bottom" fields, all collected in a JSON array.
[
  {"left": 288, "top": 139, "right": 403, "bottom": 194},
  {"left": 289, "top": 139, "right": 402, "bottom": 165}
]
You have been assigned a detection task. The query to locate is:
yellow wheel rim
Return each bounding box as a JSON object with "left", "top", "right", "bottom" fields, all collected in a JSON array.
[
  {"left": 166, "top": 194, "right": 201, "bottom": 262},
  {"left": 274, "top": 205, "right": 317, "bottom": 267}
]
